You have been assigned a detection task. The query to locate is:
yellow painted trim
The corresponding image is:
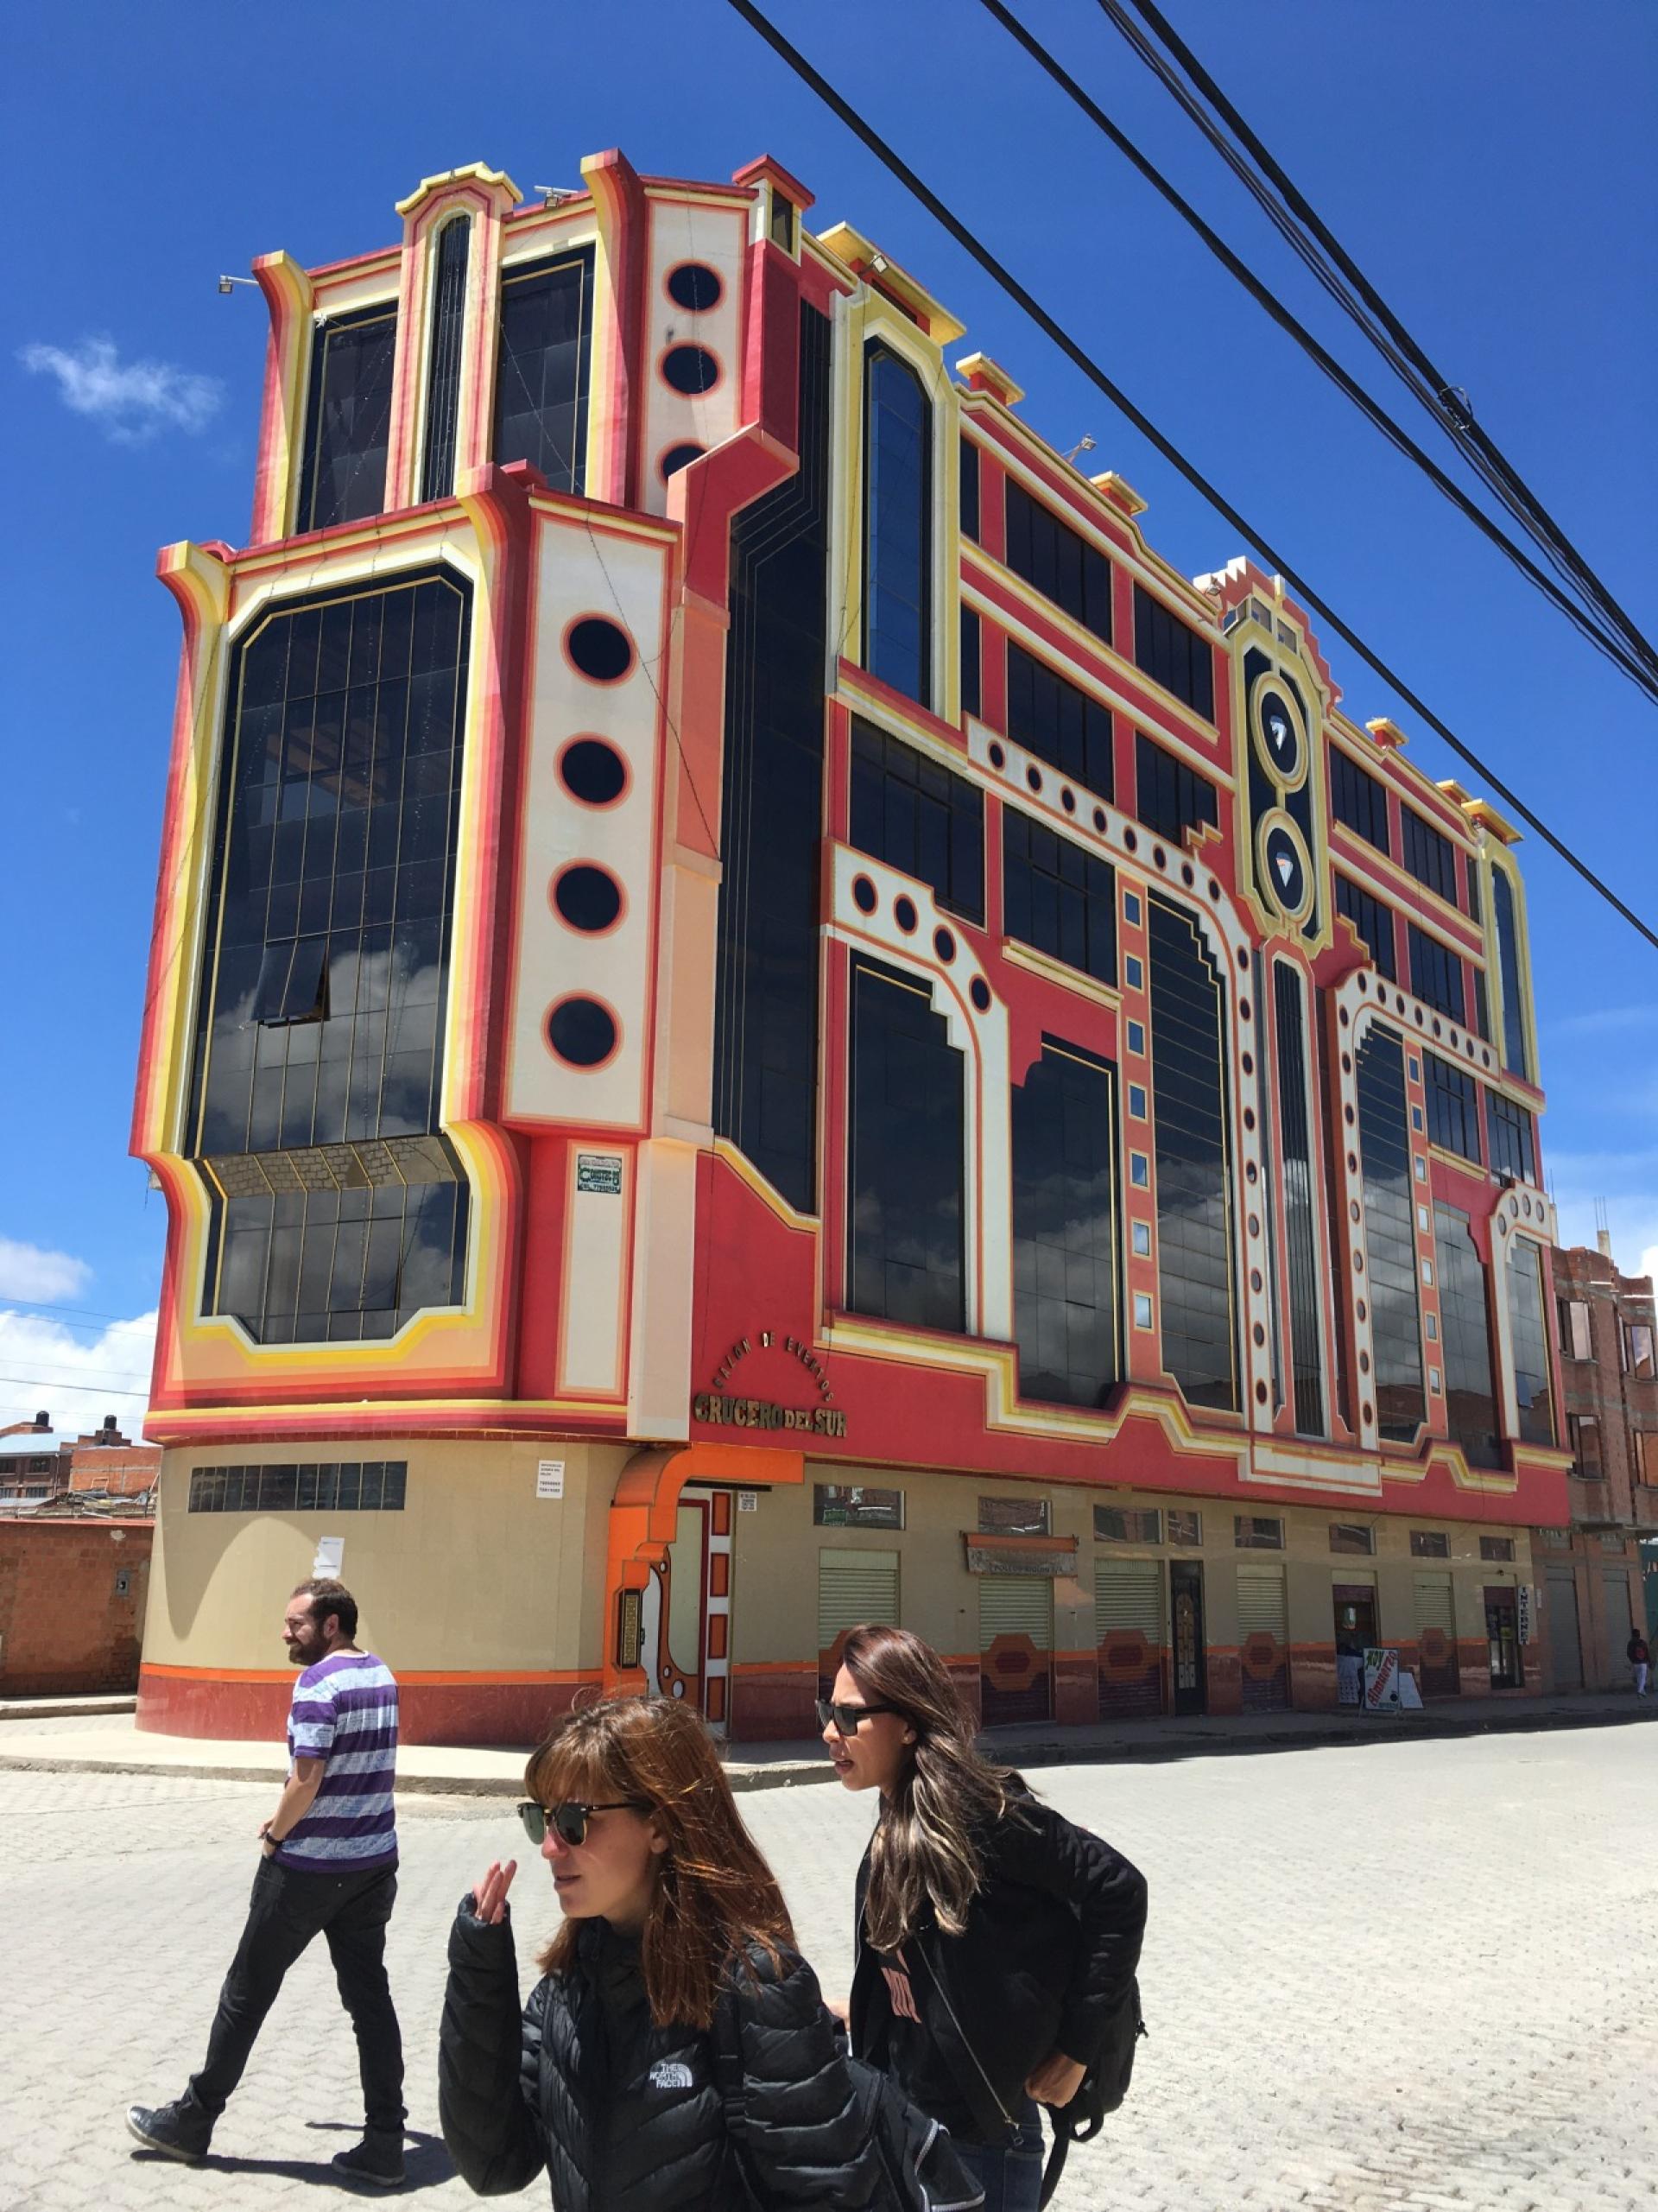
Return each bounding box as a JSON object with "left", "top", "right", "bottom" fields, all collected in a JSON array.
[
  {"left": 1001, "top": 938, "right": 1122, "bottom": 1011},
  {"left": 396, "top": 161, "right": 521, "bottom": 219},
  {"left": 712, "top": 1139, "right": 822, "bottom": 1236}
]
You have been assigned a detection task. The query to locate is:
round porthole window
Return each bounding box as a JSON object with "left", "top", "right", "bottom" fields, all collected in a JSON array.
[
  {"left": 667, "top": 263, "right": 724, "bottom": 313},
  {"left": 659, "top": 442, "right": 705, "bottom": 482},
  {"left": 661, "top": 344, "right": 719, "bottom": 396},
  {"left": 547, "top": 997, "right": 617, "bottom": 1068},
  {"left": 566, "top": 618, "right": 633, "bottom": 683},
  {"left": 560, "top": 739, "right": 627, "bottom": 807},
  {"left": 553, "top": 865, "right": 623, "bottom": 933}
]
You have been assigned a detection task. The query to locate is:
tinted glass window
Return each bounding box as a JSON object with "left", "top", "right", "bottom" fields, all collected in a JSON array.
[
  {"left": 1005, "top": 481, "right": 1111, "bottom": 644},
  {"left": 421, "top": 217, "right": 471, "bottom": 503},
  {"left": 1135, "top": 732, "right": 1218, "bottom": 848},
  {"left": 1133, "top": 585, "right": 1214, "bottom": 719},
  {"left": 1401, "top": 808, "right": 1458, "bottom": 904},
  {"left": 1487, "top": 1092, "right": 1536, "bottom": 1183},
  {"left": 1334, "top": 874, "right": 1396, "bottom": 981},
  {"left": 1003, "top": 813, "right": 1115, "bottom": 985},
  {"left": 297, "top": 306, "right": 396, "bottom": 535},
  {"left": 1006, "top": 642, "right": 1113, "bottom": 796},
  {"left": 1508, "top": 1238, "right": 1554, "bottom": 1445},
  {"left": 1273, "top": 965, "right": 1324, "bottom": 1435},
  {"left": 1012, "top": 1044, "right": 1119, "bottom": 1409},
  {"left": 864, "top": 345, "right": 931, "bottom": 706},
  {"left": 495, "top": 249, "right": 593, "bottom": 492},
  {"left": 1434, "top": 1202, "right": 1500, "bottom": 1469},
  {"left": 850, "top": 720, "right": 984, "bottom": 924},
  {"left": 189, "top": 574, "right": 471, "bottom": 1343},
  {"left": 1424, "top": 1051, "right": 1481, "bottom": 1163},
  {"left": 1149, "top": 897, "right": 1237, "bottom": 1410},
  {"left": 1491, "top": 867, "right": 1530, "bottom": 1080},
  {"left": 848, "top": 960, "right": 965, "bottom": 1332},
  {"left": 1472, "top": 967, "right": 1492, "bottom": 1044},
  {"left": 1408, "top": 924, "right": 1465, "bottom": 1025},
  {"left": 1330, "top": 749, "right": 1390, "bottom": 855},
  {"left": 1356, "top": 1024, "right": 1424, "bottom": 1442},
  {"left": 959, "top": 435, "right": 980, "bottom": 542},
  {"left": 960, "top": 607, "right": 981, "bottom": 719}
]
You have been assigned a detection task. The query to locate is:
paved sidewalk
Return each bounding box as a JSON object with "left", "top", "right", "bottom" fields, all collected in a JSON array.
[{"left": 0, "top": 1685, "right": 1649, "bottom": 1793}]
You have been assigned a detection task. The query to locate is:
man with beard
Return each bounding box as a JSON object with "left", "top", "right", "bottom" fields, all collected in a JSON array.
[{"left": 126, "top": 1578, "right": 406, "bottom": 2187}]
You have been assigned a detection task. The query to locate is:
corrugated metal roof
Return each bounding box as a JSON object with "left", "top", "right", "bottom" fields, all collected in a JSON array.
[{"left": 0, "top": 1431, "right": 68, "bottom": 1459}]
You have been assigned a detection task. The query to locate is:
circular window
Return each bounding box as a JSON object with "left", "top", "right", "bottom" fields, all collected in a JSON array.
[
  {"left": 567, "top": 618, "right": 633, "bottom": 683},
  {"left": 894, "top": 896, "right": 918, "bottom": 934},
  {"left": 933, "top": 927, "right": 956, "bottom": 963},
  {"left": 553, "top": 865, "right": 623, "bottom": 933},
  {"left": 1255, "top": 1380, "right": 1269, "bottom": 1405},
  {"left": 1061, "top": 788, "right": 1076, "bottom": 815},
  {"left": 970, "top": 978, "right": 992, "bottom": 1012},
  {"left": 661, "top": 344, "right": 719, "bottom": 396},
  {"left": 1253, "top": 683, "right": 1306, "bottom": 785},
  {"left": 547, "top": 996, "right": 617, "bottom": 1068},
  {"left": 1093, "top": 806, "right": 1108, "bottom": 833},
  {"left": 1153, "top": 845, "right": 1168, "bottom": 871},
  {"left": 560, "top": 739, "right": 628, "bottom": 807},
  {"left": 1359, "top": 1351, "right": 1371, "bottom": 1375},
  {"left": 989, "top": 743, "right": 1006, "bottom": 770},
  {"left": 852, "top": 874, "right": 878, "bottom": 915},
  {"left": 667, "top": 263, "right": 723, "bottom": 313},
  {"left": 660, "top": 442, "right": 705, "bottom": 482},
  {"left": 1026, "top": 765, "right": 1042, "bottom": 793},
  {"left": 1124, "top": 828, "right": 1139, "bottom": 853}
]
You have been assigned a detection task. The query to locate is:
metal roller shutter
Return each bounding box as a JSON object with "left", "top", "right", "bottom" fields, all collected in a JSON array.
[
  {"left": 1414, "top": 1569, "right": 1460, "bottom": 1696},
  {"left": 1413, "top": 1572, "right": 1455, "bottom": 1636},
  {"left": 978, "top": 1574, "right": 1054, "bottom": 1725},
  {"left": 978, "top": 1574, "right": 1054, "bottom": 1650},
  {"left": 817, "top": 1549, "right": 899, "bottom": 1652},
  {"left": 1096, "top": 1558, "right": 1163, "bottom": 1720},
  {"left": 1237, "top": 1564, "right": 1288, "bottom": 1713}
]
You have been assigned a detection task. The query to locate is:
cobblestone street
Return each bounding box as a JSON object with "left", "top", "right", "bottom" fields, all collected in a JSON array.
[{"left": 3, "top": 1729, "right": 1655, "bottom": 2211}]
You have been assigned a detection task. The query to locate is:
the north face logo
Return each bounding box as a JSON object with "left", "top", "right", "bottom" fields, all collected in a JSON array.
[{"left": 649, "top": 2061, "right": 694, "bottom": 2090}]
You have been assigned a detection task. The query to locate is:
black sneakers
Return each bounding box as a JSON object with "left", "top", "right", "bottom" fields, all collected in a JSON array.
[
  {"left": 125, "top": 2099, "right": 213, "bottom": 2163},
  {"left": 331, "top": 2133, "right": 407, "bottom": 2189}
]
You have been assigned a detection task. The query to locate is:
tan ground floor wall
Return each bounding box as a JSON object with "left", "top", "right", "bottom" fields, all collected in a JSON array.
[{"left": 1530, "top": 1529, "right": 1644, "bottom": 1693}]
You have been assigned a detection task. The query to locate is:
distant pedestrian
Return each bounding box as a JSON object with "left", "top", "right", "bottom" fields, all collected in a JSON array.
[
  {"left": 126, "top": 1578, "right": 406, "bottom": 2186},
  {"left": 1630, "top": 1627, "right": 1650, "bottom": 1696},
  {"left": 824, "top": 1625, "right": 1148, "bottom": 2212}
]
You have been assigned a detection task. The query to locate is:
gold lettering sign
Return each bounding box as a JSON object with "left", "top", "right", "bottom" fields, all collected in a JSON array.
[{"left": 692, "top": 1392, "right": 848, "bottom": 1439}]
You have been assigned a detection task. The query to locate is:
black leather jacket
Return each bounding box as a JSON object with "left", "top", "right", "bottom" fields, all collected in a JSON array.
[
  {"left": 440, "top": 1898, "right": 888, "bottom": 2210},
  {"left": 849, "top": 1786, "right": 1147, "bottom": 2145}
]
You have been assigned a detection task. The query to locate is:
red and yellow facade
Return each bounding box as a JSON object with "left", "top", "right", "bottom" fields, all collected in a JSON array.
[{"left": 133, "top": 151, "right": 1567, "bottom": 1745}]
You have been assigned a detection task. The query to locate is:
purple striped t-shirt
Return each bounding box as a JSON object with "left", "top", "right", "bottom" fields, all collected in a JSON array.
[{"left": 277, "top": 1651, "right": 399, "bottom": 1873}]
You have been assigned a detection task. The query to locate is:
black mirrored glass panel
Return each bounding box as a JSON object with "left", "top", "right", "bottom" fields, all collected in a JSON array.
[
  {"left": 1135, "top": 732, "right": 1218, "bottom": 849},
  {"left": 1273, "top": 964, "right": 1324, "bottom": 1436},
  {"left": 494, "top": 249, "right": 593, "bottom": 491},
  {"left": 714, "top": 304, "right": 831, "bottom": 1212},
  {"left": 1005, "top": 481, "right": 1111, "bottom": 644},
  {"left": 1334, "top": 873, "right": 1396, "bottom": 980},
  {"left": 297, "top": 306, "right": 397, "bottom": 535},
  {"left": 1433, "top": 1201, "right": 1501, "bottom": 1468},
  {"left": 1002, "top": 812, "right": 1115, "bottom": 985},
  {"left": 1486, "top": 1091, "right": 1536, "bottom": 1183},
  {"left": 863, "top": 345, "right": 931, "bottom": 706},
  {"left": 959, "top": 606, "right": 981, "bottom": 720},
  {"left": 1355, "top": 1023, "right": 1424, "bottom": 1442},
  {"left": 1329, "top": 748, "right": 1390, "bottom": 855},
  {"left": 1507, "top": 1236, "right": 1554, "bottom": 1445},
  {"left": 848, "top": 959, "right": 965, "bottom": 1332},
  {"left": 1148, "top": 897, "right": 1237, "bottom": 1410},
  {"left": 187, "top": 574, "right": 471, "bottom": 1343},
  {"left": 1007, "top": 642, "right": 1112, "bottom": 796},
  {"left": 1424, "top": 1051, "right": 1481, "bottom": 1162},
  {"left": 1402, "top": 807, "right": 1458, "bottom": 905},
  {"left": 421, "top": 217, "right": 471, "bottom": 503},
  {"left": 1012, "top": 1043, "right": 1119, "bottom": 1408},
  {"left": 1132, "top": 585, "right": 1213, "bottom": 719},
  {"left": 850, "top": 720, "right": 983, "bottom": 923},
  {"left": 1491, "top": 867, "right": 1530, "bottom": 1080},
  {"left": 959, "top": 434, "right": 980, "bottom": 542},
  {"left": 1408, "top": 924, "right": 1466, "bottom": 1025}
]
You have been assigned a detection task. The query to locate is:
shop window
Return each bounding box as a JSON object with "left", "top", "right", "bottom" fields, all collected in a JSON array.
[
  {"left": 1003, "top": 814, "right": 1116, "bottom": 985},
  {"left": 1356, "top": 1024, "right": 1425, "bottom": 1441},
  {"left": 1434, "top": 1202, "right": 1501, "bottom": 1470},
  {"left": 1491, "top": 867, "right": 1530, "bottom": 1080},
  {"left": 1012, "top": 1043, "right": 1119, "bottom": 1409},
  {"left": 1329, "top": 749, "right": 1390, "bottom": 855},
  {"left": 1329, "top": 1523, "right": 1375, "bottom": 1556},
  {"left": 864, "top": 344, "right": 932, "bottom": 706},
  {"left": 420, "top": 217, "right": 471, "bottom": 503},
  {"left": 850, "top": 720, "right": 984, "bottom": 924},
  {"left": 960, "top": 606, "right": 981, "bottom": 719},
  {"left": 1096, "top": 1506, "right": 1163, "bottom": 1544},
  {"left": 714, "top": 305, "right": 832, "bottom": 1213},
  {"left": 1149, "top": 897, "right": 1237, "bottom": 1410},
  {"left": 1560, "top": 1297, "right": 1593, "bottom": 1361},
  {"left": 1410, "top": 1530, "right": 1450, "bottom": 1558},
  {"left": 813, "top": 1484, "right": 904, "bottom": 1529},
  {"left": 959, "top": 434, "right": 980, "bottom": 542},
  {"left": 1408, "top": 925, "right": 1465, "bottom": 1025},
  {"left": 1274, "top": 965, "right": 1324, "bottom": 1436},
  {"left": 980, "top": 1494, "right": 1050, "bottom": 1533},
  {"left": 1132, "top": 585, "right": 1213, "bottom": 719},
  {"left": 1135, "top": 732, "right": 1218, "bottom": 849},
  {"left": 296, "top": 303, "right": 397, "bottom": 534},
  {"left": 1234, "top": 1514, "right": 1283, "bottom": 1550},
  {"left": 187, "top": 574, "right": 472, "bottom": 1343},
  {"left": 1005, "top": 479, "right": 1111, "bottom": 644},
  {"left": 1507, "top": 1238, "right": 1554, "bottom": 1446},
  {"left": 188, "top": 1461, "right": 408, "bottom": 1512},
  {"left": 1401, "top": 808, "right": 1459, "bottom": 905},
  {"left": 1486, "top": 1093, "right": 1536, "bottom": 1184},
  {"left": 494, "top": 248, "right": 593, "bottom": 491},
  {"left": 847, "top": 960, "right": 965, "bottom": 1333},
  {"left": 1423, "top": 1053, "right": 1481, "bottom": 1163},
  {"left": 1006, "top": 641, "right": 1113, "bottom": 795},
  {"left": 1334, "top": 874, "right": 1396, "bottom": 981},
  {"left": 1479, "top": 1535, "right": 1516, "bottom": 1562},
  {"left": 1167, "top": 1509, "right": 1203, "bottom": 1546}
]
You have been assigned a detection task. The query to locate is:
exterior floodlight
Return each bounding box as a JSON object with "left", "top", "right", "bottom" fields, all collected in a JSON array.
[{"left": 218, "top": 275, "right": 257, "bottom": 295}]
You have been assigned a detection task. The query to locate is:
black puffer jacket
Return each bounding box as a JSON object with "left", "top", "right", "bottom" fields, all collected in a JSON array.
[
  {"left": 440, "top": 1897, "right": 889, "bottom": 2209},
  {"left": 849, "top": 1784, "right": 1147, "bottom": 2145}
]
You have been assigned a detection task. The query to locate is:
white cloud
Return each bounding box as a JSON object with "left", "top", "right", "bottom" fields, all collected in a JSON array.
[
  {"left": 18, "top": 335, "right": 222, "bottom": 445},
  {"left": 1545, "top": 1004, "right": 1658, "bottom": 1039},
  {"left": 0, "top": 1237, "right": 92, "bottom": 1302},
  {"left": 0, "top": 1309, "right": 159, "bottom": 1443}
]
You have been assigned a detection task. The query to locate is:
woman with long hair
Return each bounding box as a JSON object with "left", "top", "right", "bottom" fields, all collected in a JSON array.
[
  {"left": 825, "top": 1625, "right": 1148, "bottom": 2212},
  {"left": 439, "top": 1693, "right": 965, "bottom": 2209}
]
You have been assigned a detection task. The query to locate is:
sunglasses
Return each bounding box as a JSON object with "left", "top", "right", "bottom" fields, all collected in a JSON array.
[
  {"left": 815, "top": 1697, "right": 899, "bottom": 1737},
  {"left": 516, "top": 1797, "right": 651, "bottom": 1848}
]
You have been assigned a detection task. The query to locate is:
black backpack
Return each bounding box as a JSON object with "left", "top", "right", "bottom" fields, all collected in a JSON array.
[
  {"left": 712, "top": 1987, "right": 984, "bottom": 2211},
  {"left": 1037, "top": 1974, "right": 1148, "bottom": 2209}
]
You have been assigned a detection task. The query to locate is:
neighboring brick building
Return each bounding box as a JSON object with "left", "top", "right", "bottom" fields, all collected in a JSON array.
[
  {"left": 1535, "top": 1239, "right": 1657, "bottom": 1689},
  {"left": 67, "top": 1417, "right": 161, "bottom": 1500},
  {"left": 0, "top": 1415, "right": 70, "bottom": 1503},
  {"left": 0, "top": 1413, "right": 158, "bottom": 1506},
  {"left": 0, "top": 1516, "right": 153, "bottom": 1695}
]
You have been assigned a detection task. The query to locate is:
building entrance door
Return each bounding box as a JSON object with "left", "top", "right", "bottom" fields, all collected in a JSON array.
[
  {"left": 646, "top": 1486, "right": 736, "bottom": 1734},
  {"left": 1545, "top": 1568, "right": 1583, "bottom": 1691},
  {"left": 1333, "top": 1583, "right": 1377, "bottom": 1707},
  {"left": 1170, "top": 1561, "right": 1206, "bottom": 1716},
  {"left": 1484, "top": 1585, "right": 1523, "bottom": 1689}
]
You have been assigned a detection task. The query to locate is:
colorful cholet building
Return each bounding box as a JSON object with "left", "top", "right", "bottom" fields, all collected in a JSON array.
[{"left": 133, "top": 151, "right": 1568, "bottom": 1745}]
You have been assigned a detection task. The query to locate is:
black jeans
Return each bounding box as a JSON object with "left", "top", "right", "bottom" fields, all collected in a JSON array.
[{"left": 187, "top": 1855, "right": 404, "bottom": 2136}]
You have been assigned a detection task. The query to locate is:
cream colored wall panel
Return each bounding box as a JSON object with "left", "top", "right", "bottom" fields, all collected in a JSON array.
[
  {"left": 627, "top": 1138, "right": 699, "bottom": 1442},
  {"left": 556, "top": 1149, "right": 632, "bottom": 1396},
  {"left": 637, "top": 202, "right": 748, "bottom": 515}
]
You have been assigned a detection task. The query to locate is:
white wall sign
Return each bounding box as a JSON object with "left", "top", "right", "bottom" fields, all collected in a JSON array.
[
  {"left": 313, "top": 1535, "right": 345, "bottom": 1576},
  {"left": 1516, "top": 1584, "right": 1534, "bottom": 1645},
  {"left": 576, "top": 1153, "right": 623, "bottom": 1196},
  {"left": 737, "top": 1491, "right": 758, "bottom": 1513},
  {"left": 536, "top": 1461, "right": 566, "bottom": 1500}
]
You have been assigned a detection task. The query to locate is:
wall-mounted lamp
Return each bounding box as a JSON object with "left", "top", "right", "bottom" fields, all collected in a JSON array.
[
  {"left": 217, "top": 275, "right": 258, "bottom": 295},
  {"left": 1061, "top": 434, "right": 1098, "bottom": 466},
  {"left": 869, "top": 252, "right": 889, "bottom": 275}
]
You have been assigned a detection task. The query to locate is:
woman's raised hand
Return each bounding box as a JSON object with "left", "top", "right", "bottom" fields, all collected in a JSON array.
[{"left": 471, "top": 1858, "right": 518, "bottom": 1924}]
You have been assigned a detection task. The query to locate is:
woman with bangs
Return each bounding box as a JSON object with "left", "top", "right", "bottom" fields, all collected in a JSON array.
[{"left": 439, "top": 1694, "right": 937, "bottom": 2209}]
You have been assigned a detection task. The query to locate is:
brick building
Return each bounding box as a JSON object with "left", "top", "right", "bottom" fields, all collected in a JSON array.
[
  {"left": 0, "top": 1413, "right": 158, "bottom": 1506},
  {"left": 0, "top": 1516, "right": 153, "bottom": 1695},
  {"left": 0, "top": 1414, "right": 64, "bottom": 1503},
  {"left": 1535, "top": 1239, "right": 1657, "bottom": 1688}
]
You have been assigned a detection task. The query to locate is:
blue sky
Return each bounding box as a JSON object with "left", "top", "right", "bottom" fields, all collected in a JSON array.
[{"left": 3, "top": 0, "right": 1655, "bottom": 1436}]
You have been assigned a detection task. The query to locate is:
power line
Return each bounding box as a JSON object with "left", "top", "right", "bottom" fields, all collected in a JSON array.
[
  {"left": 975, "top": 0, "right": 1658, "bottom": 706},
  {"left": 721, "top": 0, "right": 1658, "bottom": 956},
  {"left": 0, "top": 1375, "right": 151, "bottom": 1401},
  {"left": 1098, "top": 0, "right": 1658, "bottom": 694}
]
